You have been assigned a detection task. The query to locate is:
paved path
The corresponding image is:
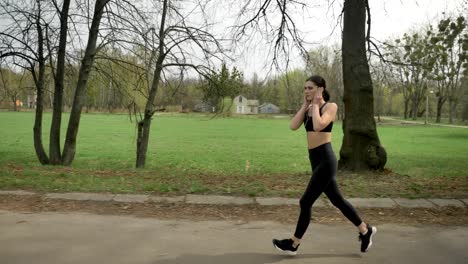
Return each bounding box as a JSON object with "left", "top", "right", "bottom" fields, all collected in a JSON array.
[
  {"left": 0, "top": 210, "right": 467, "bottom": 264},
  {"left": 379, "top": 117, "right": 468, "bottom": 129},
  {"left": 1, "top": 190, "right": 467, "bottom": 209}
]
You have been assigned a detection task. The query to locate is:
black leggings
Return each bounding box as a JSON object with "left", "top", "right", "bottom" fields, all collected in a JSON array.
[{"left": 294, "top": 143, "right": 362, "bottom": 239}]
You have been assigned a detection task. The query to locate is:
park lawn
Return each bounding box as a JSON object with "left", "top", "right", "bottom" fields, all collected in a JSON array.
[{"left": 0, "top": 111, "right": 467, "bottom": 198}]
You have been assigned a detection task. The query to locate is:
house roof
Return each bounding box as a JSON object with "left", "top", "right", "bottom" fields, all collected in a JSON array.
[
  {"left": 234, "top": 95, "right": 259, "bottom": 106},
  {"left": 247, "top": 100, "right": 259, "bottom": 106},
  {"left": 259, "top": 103, "right": 279, "bottom": 108}
]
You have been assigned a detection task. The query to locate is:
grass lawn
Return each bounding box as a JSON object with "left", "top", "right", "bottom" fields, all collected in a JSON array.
[{"left": 0, "top": 111, "right": 467, "bottom": 198}]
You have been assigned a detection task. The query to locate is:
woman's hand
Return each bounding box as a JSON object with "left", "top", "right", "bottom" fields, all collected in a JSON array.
[
  {"left": 312, "top": 87, "right": 324, "bottom": 105},
  {"left": 303, "top": 93, "right": 312, "bottom": 109}
]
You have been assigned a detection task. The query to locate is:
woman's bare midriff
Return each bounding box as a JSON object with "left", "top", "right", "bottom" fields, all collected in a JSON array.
[{"left": 307, "top": 131, "right": 332, "bottom": 149}]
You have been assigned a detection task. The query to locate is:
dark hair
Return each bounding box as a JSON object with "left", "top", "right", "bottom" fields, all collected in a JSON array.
[{"left": 306, "top": 75, "right": 330, "bottom": 102}]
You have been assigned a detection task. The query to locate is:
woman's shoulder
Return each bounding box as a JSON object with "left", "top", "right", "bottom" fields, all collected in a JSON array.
[
  {"left": 325, "top": 102, "right": 338, "bottom": 110},
  {"left": 322, "top": 102, "right": 338, "bottom": 116}
]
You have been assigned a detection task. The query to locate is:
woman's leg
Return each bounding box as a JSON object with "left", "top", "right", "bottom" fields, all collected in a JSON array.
[
  {"left": 324, "top": 177, "right": 377, "bottom": 252},
  {"left": 273, "top": 156, "right": 335, "bottom": 254},
  {"left": 324, "top": 177, "right": 362, "bottom": 226},
  {"left": 293, "top": 163, "right": 333, "bottom": 240}
]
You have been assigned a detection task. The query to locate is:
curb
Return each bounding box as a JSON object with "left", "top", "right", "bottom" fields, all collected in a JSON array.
[{"left": 0, "top": 190, "right": 467, "bottom": 209}]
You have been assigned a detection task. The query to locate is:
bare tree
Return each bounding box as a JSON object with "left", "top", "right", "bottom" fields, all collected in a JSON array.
[
  {"left": 1, "top": 0, "right": 112, "bottom": 165},
  {"left": 233, "top": 0, "right": 309, "bottom": 72},
  {"left": 1, "top": 0, "right": 50, "bottom": 164},
  {"left": 62, "top": 0, "right": 112, "bottom": 165},
  {"left": 114, "top": 0, "right": 226, "bottom": 168},
  {"left": 49, "top": 0, "right": 71, "bottom": 164},
  {"left": 338, "top": 0, "right": 386, "bottom": 170}
]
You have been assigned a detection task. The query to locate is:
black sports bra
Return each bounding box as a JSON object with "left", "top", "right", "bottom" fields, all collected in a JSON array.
[{"left": 303, "top": 103, "right": 333, "bottom": 132}]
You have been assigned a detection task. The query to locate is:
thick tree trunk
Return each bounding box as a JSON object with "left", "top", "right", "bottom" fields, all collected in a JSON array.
[
  {"left": 33, "top": 80, "right": 49, "bottom": 164},
  {"left": 33, "top": 1, "right": 49, "bottom": 165},
  {"left": 339, "top": 0, "right": 387, "bottom": 171},
  {"left": 136, "top": 117, "right": 151, "bottom": 168},
  {"left": 62, "top": 0, "right": 108, "bottom": 166},
  {"left": 136, "top": 0, "right": 168, "bottom": 168},
  {"left": 49, "top": 0, "right": 71, "bottom": 165}
]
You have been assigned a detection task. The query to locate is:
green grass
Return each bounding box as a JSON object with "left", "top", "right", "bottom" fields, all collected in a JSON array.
[
  {"left": 0, "top": 111, "right": 467, "bottom": 198},
  {"left": 376, "top": 121, "right": 468, "bottom": 178},
  {"left": 382, "top": 115, "right": 468, "bottom": 126}
]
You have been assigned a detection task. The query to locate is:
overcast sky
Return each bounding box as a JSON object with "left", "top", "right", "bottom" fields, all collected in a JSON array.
[
  {"left": 1, "top": 0, "right": 465, "bottom": 82},
  {"left": 231, "top": 0, "right": 466, "bottom": 80}
]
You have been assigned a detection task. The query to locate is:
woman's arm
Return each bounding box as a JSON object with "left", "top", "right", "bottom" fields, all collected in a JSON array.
[
  {"left": 290, "top": 104, "right": 308, "bottom": 130},
  {"left": 311, "top": 103, "right": 337, "bottom": 131}
]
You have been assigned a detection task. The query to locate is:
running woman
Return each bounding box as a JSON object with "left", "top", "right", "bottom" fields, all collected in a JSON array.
[{"left": 272, "top": 75, "right": 377, "bottom": 255}]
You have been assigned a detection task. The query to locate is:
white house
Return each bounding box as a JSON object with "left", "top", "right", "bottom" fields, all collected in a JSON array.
[{"left": 233, "top": 95, "right": 259, "bottom": 114}]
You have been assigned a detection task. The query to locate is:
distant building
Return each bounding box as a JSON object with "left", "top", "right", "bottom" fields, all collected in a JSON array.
[
  {"left": 233, "top": 95, "right": 258, "bottom": 114},
  {"left": 259, "top": 103, "right": 280, "bottom": 114},
  {"left": 193, "top": 101, "right": 215, "bottom": 113}
]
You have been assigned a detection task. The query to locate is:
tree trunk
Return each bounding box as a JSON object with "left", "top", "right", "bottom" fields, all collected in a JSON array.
[
  {"left": 136, "top": 0, "right": 168, "bottom": 168},
  {"left": 136, "top": 118, "right": 150, "bottom": 168},
  {"left": 462, "top": 102, "right": 468, "bottom": 122},
  {"left": 62, "top": 0, "right": 108, "bottom": 166},
  {"left": 49, "top": 0, "right": 71, "bottom": 165},
  {"left": 339, "top": 0, "right": 387, "bottom": 171},
  {"left": 448, "top": 99, "right": 454, "bottom": 124},
  {"left": 11, "top": 95, "right": 17, "bottom": 112},
  {"left": 33, "top": 77, "right": 49, "bottom": 165},
  {"left": 411, "top": 96, "right": 419, "bottom": 120},
  {"left": 33, "top": 0, "right": 49, "bottom": 165},
  {"left": 404, "top": 98, "right": 409, "bottom": 119},
  {"left": 436, "top": 97, "right": 444, "bottom": 123},
  {"left": 48, "top": 84, "right": 54, "bottom": 108}
]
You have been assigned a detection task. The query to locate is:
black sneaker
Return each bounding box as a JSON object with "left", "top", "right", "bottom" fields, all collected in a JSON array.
[
  {"left": 359, "top": 224, "right": 377, "bottom": 252},
  {"left": 272, "top": 238, "right": 299, "bottom": 255}
]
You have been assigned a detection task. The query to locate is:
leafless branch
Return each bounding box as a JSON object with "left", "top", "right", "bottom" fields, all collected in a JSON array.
[{"left": 232, "top": 0, "right": 310, "bottom": 74}]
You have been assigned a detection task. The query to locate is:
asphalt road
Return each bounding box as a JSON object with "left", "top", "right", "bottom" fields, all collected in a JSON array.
[{"left": 0, "top": 210, "right": 467, "bottom": 264}]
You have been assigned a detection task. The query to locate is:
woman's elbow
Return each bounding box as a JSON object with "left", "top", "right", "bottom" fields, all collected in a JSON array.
[
  {"left": 290, "top": 123, "right": 300, "bottom": 131},
  {"left": 313, "top": 122, "right": 327, "bottom": 131},
  {"left": 314, "top": 125, "right": 324, "bottom": 131}
]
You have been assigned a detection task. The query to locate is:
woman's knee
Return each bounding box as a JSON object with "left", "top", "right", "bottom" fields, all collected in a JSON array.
[
  {"left": 329, "top": 195, "right": 347, "bottom": 208},
  {"left": 299, "top": 196, "right": 315, "bottom": 209},
  {"left": 299, "top": 196, "right": 308, "bottom": 208}
]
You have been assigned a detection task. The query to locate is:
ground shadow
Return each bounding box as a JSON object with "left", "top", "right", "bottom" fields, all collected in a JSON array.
[{"left": 153, "top": 252, "right": 361, "bottom": 264}]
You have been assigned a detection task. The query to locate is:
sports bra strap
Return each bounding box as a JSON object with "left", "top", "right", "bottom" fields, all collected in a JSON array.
[{"left": 319, "top": 102, "right": 327, "bottom": 114}]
